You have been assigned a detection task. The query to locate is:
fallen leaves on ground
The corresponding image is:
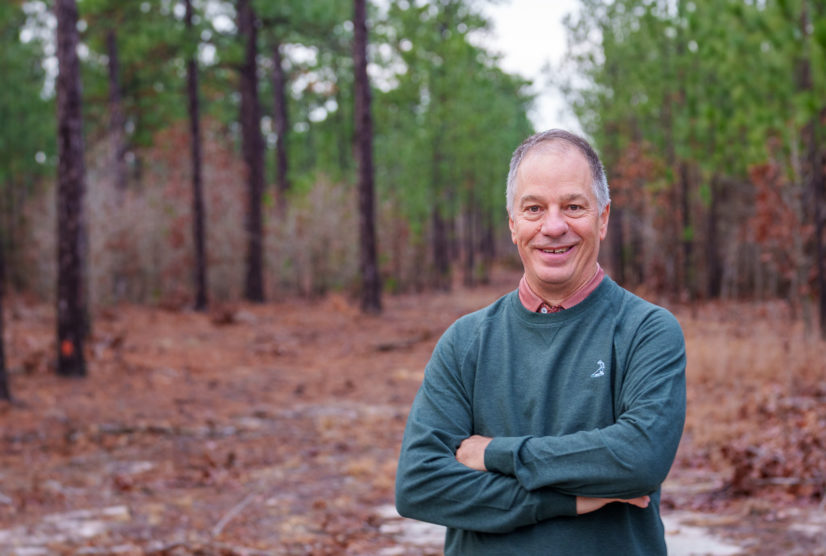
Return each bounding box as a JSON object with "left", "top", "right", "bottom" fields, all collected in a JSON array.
[{"left": 1, "top": 272, "right": 824, "bottom": 554}]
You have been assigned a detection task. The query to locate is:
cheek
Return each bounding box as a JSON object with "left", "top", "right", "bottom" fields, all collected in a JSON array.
[{"left": 514, "top": 223, "right": 541, "bottom": 246}]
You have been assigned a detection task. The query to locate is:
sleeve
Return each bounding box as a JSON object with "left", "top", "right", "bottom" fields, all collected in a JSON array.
[
  {"left": 484, "top": 308, "right": 686, "bottom": 499},
  {"left": 395, "top": 322, "right": 577, "bottom": 534}
]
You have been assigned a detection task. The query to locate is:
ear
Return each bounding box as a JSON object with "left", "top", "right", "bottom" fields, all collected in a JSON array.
[
  {"left": 509, "top": 213, "right": 518, "bottom": 244},
  {"left": 598, "top": 203, "right": 610, "bottom": 240}
]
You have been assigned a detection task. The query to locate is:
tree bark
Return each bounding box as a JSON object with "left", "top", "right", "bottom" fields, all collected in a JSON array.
[
  {"left": 431, "top": 206, "right": 451, "bottom": 291},
  {"left": 609, "top": 206, "right": 626, "bottom": 286},
  {"left": 794, "top": 3, "right": 826, "bottom": 338},
  {"left": 462, "top": 192, "right": 476, "bottom": 288},
  {"left": 706, "top": 174, "right": 723, "bottom": 298},
  {"left": 0, "top": 240, "right": 10, "bottom": 401},
  {"left": 813, "top": 0, "right": 826, "bottom": 342},
  {"left": 794, "top": 3, "right": 818, "bottom": 332},
  {"left": 811, "top": 111, "right": 826, "bottom": 339},
  {"left": 629, "top": 192, "right": 645, "bottom": 287},
  {"left": 55, "top": 0, "right": 87, "bottom": 377},
  {"left": 238, "top": 0, "right": 265, "bottom": 302},
  {"left": 353, "top": 0, "right": 382, "bottom": 313},
  {"left": 185, "top": 0, "right": 208, "bottom": 311},
  {"left": 479, "top": 209, "right": 495, "bottom": 285},
  {"left": 271, "top": 41, "right": 290, "bottom": 212},
  {"left": 679, "top": 161, "right": 694, "bottom": 301}
]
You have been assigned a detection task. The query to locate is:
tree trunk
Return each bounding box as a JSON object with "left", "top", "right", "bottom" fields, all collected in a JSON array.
[
  {"left": 185, "top": 0, "right": 208, "bottom": 311},
  {"left": 429, "top": 138, "right": 451, "bottom": 289},
  {"left": 811, "top": 113, "right": 826, "bottom": 339},
  {"left": 679, "top": 161, "right": 694, "bottom": 301},
  {"left": 704, "top": 175, "right": 722, "bottom": 298},
  {"left": 1, "top": 178, "right": 20, "bottom": 289},
  {"left": 55, "top": 0, "right": 87, "bottom": 377},
  {"left": 609, "top": 205, "right": 626, "bottom": 285},
  {"left": 795, "top": 3, "right": 818, "bottom": 332},
  {"left": 813, "top": 0, "right": 826, "bottom": 342},
  {"left": 106, "top": 29, "right": 128, "bottom": 195},
  {"left": 629, "top": 194, "right": 645, "bottom": 287},
  {"left": 659, "top": 23, "right": 682, "bottom": 298},
  {"left": 353, "top": 0, "right": 382, "bottom": 313},
  {"left": 0, "top": 240, "right": 10, "bottom": 401},
  {"left": 238, "top": 0, "right": 265, "bottom": 302},
  {"left": 271, "top": 41, "right": 290, "bottom": 212},
  {"left": 462, "top": 191, "right": 476, "bottom": 288},
  {"left": 794, "top": 3, "right": 826, "bottom": 338},
  {"left": 478, "top": 208, "right": 495, "bottom": 285},
  {"left": 431, "top": 206, "right": 451, "bottom": 290}
]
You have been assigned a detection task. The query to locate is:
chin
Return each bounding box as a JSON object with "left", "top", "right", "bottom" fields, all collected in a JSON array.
[{"left": 536, "top": 271, "right": 573, "bottom": 287}]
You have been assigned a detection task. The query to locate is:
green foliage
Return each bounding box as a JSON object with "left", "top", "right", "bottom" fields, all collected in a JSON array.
[
  {"left": 80, "top": 0, "right": 223, "bottom": 152},
  {"left": 0, "top": 2, "right": 54, "bottom": 186},
  {"left": 372, "top": 0, "right": 533, "bottom": 237},
  {"left": 0, "top": 0, "right": 55, "bottom": 286},
  {"left": 5, "top": 0, "right": 546, "bottom": 301},
  {"left": 559, "top": 0, "right": 825, "bottom": 307}
]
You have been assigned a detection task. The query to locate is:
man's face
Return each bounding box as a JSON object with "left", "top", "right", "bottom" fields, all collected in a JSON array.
[{"left": 508, "top": 145, "right": 610, "bottom": 303}]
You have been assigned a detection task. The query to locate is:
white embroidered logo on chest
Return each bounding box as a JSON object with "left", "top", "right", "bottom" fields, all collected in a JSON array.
[{"left": 590, "top": 360, "right": 606, "bottom": 378}]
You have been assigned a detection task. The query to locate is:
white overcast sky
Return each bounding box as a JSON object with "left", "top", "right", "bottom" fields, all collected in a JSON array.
[{"left": 480, "top": 0, "right": 582, "bottom": 133}]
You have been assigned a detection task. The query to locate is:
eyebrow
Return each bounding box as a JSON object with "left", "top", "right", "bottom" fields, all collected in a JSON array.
[
  {"left": 518, "top": 194, "right": 544, "bottom": 207},
  {"left": 518, "top": 192, "right": 590, "bottom": 207},
  {"left": 559, "top": 193, "right": 589, "bottom": 204}
]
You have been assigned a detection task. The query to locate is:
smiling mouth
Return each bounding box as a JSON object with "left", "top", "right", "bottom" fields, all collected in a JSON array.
[{"left": 541, "top": 247, "right": 572, "bottom": 254}]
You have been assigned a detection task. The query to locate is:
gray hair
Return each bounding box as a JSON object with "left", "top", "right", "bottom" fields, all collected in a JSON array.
[{"left": 506, "top": 129, "right": 610, "bottom": 217}]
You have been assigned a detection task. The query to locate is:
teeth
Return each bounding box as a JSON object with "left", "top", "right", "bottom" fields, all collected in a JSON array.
[{"left": 543, "top": 247, "right": 569, "bottom": 254}]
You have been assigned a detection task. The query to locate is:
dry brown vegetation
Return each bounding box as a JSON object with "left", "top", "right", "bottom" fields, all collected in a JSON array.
[
  {"left": 675, "top": 301, "right": 826, "bottom": 504},
  {"left": 1, "top": 270, "right": 825, "bottom": 554},
  {"left": 14, "top": 125, "right": 469, "bottom": 308}
]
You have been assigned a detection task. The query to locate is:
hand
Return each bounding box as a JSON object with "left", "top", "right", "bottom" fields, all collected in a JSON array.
[
  {"left": 455, "top": 435, "right": 492, "bottom": 471},
  {"left": 576, "top": 495, "right": 650, "bottom": 515}
]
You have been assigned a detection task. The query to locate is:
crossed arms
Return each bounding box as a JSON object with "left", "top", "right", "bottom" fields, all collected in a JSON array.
[
  {"left": 455, "top": 434, "right": 651, "bottom": 515},
  {"left": 395, "top": 307, "right": 686, "bottom": 534}
]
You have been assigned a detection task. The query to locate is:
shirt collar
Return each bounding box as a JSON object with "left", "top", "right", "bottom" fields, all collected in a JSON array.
[{"left": 518, "top": 264, "right": 605, "bottom": 313}]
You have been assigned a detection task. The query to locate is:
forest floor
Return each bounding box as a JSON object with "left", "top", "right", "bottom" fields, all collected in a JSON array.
[{"left": 1, "top": 268, "right": 825, "bottom": 555}]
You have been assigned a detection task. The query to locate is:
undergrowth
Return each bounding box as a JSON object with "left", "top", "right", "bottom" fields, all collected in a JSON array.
[{"left": 677, "top": 300, "right": 826, "bottom": 502}]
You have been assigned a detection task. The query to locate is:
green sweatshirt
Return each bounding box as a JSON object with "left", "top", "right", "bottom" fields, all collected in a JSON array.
[{"left": 395, "top": 277, "right": 686, "bottom": 555}]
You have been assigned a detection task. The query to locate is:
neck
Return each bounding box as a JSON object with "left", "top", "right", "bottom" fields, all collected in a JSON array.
[{"left": 532, "top": 264, "right": 601, "bottom": 307}]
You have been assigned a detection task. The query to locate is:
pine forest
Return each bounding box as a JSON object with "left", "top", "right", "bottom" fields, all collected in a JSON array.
[{"left": 0, "top": 0, "right": 825, "bottom": 553}]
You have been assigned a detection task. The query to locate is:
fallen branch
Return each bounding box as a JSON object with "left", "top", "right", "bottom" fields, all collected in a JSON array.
[
  {"left": 212, "top": 489, "right": 260, "bottom": 538},
  {"left": 374, "top": 331, "right": 431, "bottom": 352}
]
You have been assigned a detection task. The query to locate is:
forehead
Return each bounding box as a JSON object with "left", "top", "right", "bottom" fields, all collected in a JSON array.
[{"left": 516, "top": 144, "right": 593, "bottom": 197}]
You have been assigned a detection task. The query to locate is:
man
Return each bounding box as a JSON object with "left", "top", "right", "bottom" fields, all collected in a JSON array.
[{"left": 395, "top": 129, "right": 686, "bottom": 555}]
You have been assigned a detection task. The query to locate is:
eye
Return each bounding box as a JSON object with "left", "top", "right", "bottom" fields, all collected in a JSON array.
[
  {"left": 565, "top": 204, "right": 588, "bottom": 216},
  {"left": 523, "top": 205, "right": 542, "bottom": 219}
]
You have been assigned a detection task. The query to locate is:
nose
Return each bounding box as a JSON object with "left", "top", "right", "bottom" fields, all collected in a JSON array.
[{"left": 540, "top": 208, "right": 568, "bottom": 237}]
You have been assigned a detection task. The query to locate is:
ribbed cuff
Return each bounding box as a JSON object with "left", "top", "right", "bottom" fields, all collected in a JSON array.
[
  {"left": 534, "top": 489, "right": 578, "bottom": 520},
  {"left": 484, "top": 436, "right": 529, "bottom": 476}
]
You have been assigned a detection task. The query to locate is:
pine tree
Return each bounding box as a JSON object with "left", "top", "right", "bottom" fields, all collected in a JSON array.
[{"left": 55, "top": 0, "right": 88, "bottom": 377}]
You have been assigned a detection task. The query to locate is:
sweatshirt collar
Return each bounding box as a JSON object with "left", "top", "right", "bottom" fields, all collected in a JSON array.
[{"left": 518, "top": 264, "right": 605, "bottom": 313}]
